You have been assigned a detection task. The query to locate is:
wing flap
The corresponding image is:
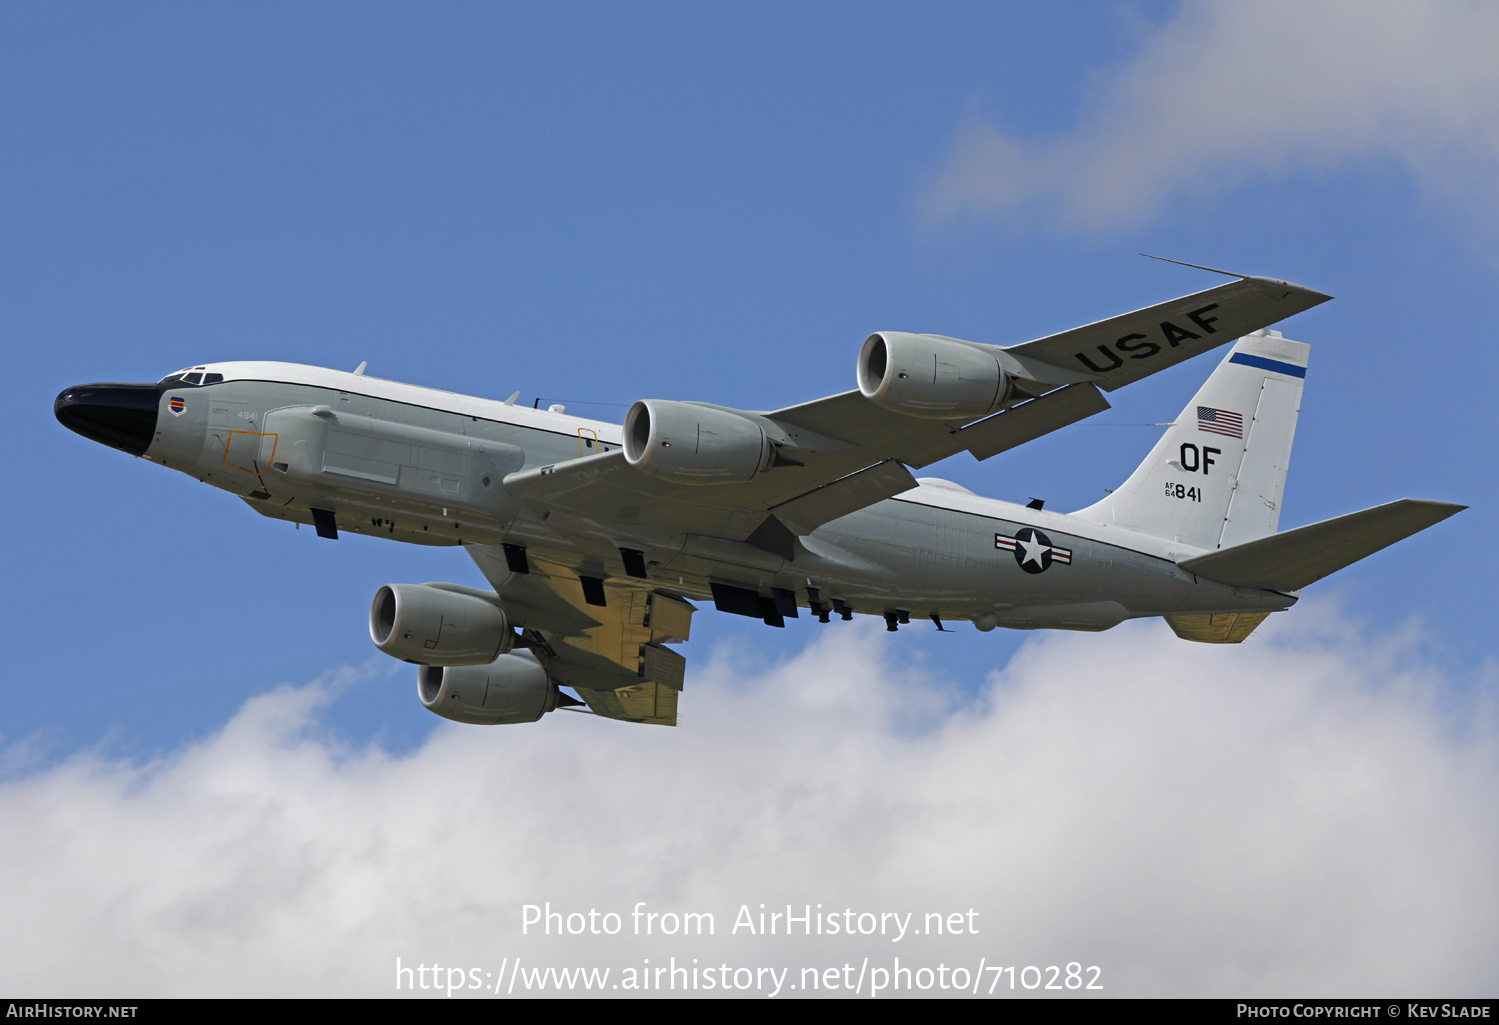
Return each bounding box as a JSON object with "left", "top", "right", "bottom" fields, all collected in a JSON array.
[
  {"left": 1177, "top": 499, "right": 1465, "bottom": 591},
  {"left": 1165, "top": 611, "right": 1271, "bottom": 644},
  {"left": 957, "top": 383, "right": 1110, "bottom": 461},
  {"left": 575, "top": 678, "right": 680, "bottom": 726},
  {"left": 768, "top": 459, "right": 918, "bottom": 535}
]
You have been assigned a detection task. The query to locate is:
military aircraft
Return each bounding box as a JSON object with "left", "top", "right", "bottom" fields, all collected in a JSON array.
[{"left": 55, "top": 272, "right": 1462, "bottom": 727}]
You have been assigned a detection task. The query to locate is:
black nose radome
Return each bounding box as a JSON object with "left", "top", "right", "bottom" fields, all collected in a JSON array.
[{"left": 54, "top": 383, "right": 163, "bottom": 457}]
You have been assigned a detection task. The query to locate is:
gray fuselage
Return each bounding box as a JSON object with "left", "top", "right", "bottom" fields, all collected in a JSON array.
[{"left": 63, "top": 361, "right": 1294, "bottom": 633}]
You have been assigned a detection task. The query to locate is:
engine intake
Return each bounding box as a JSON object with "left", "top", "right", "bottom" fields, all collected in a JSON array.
[
  {"left": 623, "top": 399, "right": 773, "bottom": 485},
  {"left": 369, "top": 583, "right": 514, "bottom": 665},
  {"left": 857, "top": 331, "right": 1011, "bottom": 419},
  {"left": 417, "top": 651, "right": 561, "bottom": 725}
]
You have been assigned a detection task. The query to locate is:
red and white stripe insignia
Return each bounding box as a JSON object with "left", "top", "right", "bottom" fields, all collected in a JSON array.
[{"left": 996, "top": 532, "right": 1072, "bottom": 565}]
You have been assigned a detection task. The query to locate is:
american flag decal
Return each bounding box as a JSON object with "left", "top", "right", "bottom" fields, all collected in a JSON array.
[{"left": 1197, "top": 406, "right": 1243, "bottom": 439}]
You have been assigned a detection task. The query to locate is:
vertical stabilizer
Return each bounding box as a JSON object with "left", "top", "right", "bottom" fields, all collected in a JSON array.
[{"left": 1074, "top": 330, "right": 1308, "bottom": 550}]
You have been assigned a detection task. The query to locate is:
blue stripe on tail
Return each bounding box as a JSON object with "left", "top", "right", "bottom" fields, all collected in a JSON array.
[{"left": 1229, "top": 352, "right": 1306, "bottom": 378}]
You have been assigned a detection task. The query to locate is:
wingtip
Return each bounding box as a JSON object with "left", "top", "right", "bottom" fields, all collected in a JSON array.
[
  {"left": 1244, "top": 275, "right": 1333, "bottom": 302},
  {"left": 1397, "top": 498, "right": 1468, "bottom": 523},
  {"left": 1141, "top": 255, "right": 1333, "bottom": 302}
]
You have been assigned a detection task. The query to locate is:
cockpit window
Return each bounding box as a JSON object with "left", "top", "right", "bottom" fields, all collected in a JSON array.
[{"left": 157, "top": 367, "right": 222, "bottom": 387}]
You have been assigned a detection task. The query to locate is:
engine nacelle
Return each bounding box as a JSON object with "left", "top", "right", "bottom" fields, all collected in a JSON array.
[
  {"left": 623, "top": 399, "right": 773, "bottom": 485},
  {"left": 369, "top": 583, "right": 514, "bottom": 665},
  {"left": 857, "top": 331, "right": 1011, "bottom": 419},
  {"left": 417, "top": 651, "right": 561, "bottom": 725}
]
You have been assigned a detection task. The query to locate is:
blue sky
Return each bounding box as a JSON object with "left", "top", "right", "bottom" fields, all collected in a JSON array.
[{"left": 3, "top": 2, "right": 1497, "bottom": 996}]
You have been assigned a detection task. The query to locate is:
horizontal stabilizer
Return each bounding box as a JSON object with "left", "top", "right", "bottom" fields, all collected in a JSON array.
[{"left": 1177, "top": 499, "right": 1465, "bottom": 592}]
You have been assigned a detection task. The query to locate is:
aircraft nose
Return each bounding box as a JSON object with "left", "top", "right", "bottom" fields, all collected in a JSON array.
[{"left": 54, "top": 382, "right": 163, "bottom": 457}]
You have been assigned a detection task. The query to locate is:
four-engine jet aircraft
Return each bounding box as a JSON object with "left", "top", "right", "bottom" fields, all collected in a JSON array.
[{"left": 56, "top": 273, "right": 1463, "bottom": 727}]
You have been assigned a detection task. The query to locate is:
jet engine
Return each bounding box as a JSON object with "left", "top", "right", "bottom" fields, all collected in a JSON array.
[
  {"left": 857, "top": 331, "right": 1012, "bottom": 419},
  {"left": 417, "top": 651, "right": 562, "bottom": 725},
  {"left": 369, "top": 583, "right": 514, "bottom": 665},
  {"left": 623, "top": 399, "right": 773, "bottom": 484}
]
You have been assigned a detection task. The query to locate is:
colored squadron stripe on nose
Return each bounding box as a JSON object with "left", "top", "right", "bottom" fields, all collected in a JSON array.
[
  {"left": 1197, "top": 405, "right": 1242, "bottom": 438},
  {"left": 995, "top": 527, "right": 1072, "bottom": 574}
]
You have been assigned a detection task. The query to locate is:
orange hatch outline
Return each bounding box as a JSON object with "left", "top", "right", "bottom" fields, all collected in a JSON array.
[{"left": 224, "top": 430, "right": 278, "bottom": 474}]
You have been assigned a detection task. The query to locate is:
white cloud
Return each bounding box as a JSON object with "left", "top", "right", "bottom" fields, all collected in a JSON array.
[
  {"left": 2, "top": 607, "right": 1496, "bottom": 997},
  {"left": 923, "top": 0, "right": 1499, "bottom": 230}
]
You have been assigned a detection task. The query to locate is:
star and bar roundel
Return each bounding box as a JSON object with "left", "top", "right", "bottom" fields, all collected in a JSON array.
[{"left": 995, "top": 527, "right": 1072, "bottom": 574}]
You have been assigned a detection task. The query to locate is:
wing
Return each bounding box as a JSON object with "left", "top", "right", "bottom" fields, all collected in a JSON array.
[
  {"left": 997, "top": 274, "right": 1331, "bottom": 391},
  {"left": 502, "top": 276, "right": 1329, "bottom": 549},
  {"left": 476, "top": 276, "right": 1331, "bottom": 715},
  {"left": 468, "top": 543, "right": 693, "bottom": 726}
]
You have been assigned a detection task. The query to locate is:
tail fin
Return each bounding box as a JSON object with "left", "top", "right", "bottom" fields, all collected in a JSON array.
[{"left": 1075, "top": 329, "right": 1308, "bottom": 549}]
